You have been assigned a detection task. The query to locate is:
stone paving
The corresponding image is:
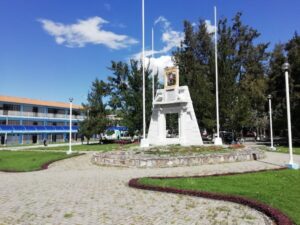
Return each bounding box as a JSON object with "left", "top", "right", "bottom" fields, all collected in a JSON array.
[{"left": 0, "top": 151, "right": 299, "bottom": 225}]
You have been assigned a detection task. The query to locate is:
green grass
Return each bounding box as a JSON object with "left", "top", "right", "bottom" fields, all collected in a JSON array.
[
  {"left": 0, "top": 142, "right": 72, "bottom": 148},
  {"left": 139, "top": 169, "right": 300, "bottom": 224},
  {"left": 275, "top": 146, "right": 300, "bottom": 155},
  {"left": 0, "top": 151, "right": 80, "bottom": 172},
  {"left": 6, "top": 143, "right": 138, "bottom": 152}
]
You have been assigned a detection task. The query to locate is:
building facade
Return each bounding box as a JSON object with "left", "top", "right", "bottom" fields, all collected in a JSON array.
[{"left": 0, "top": 95, "right": 84, "bottom": 145}]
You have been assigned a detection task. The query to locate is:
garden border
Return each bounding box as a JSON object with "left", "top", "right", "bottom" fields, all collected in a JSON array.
[{"left": 128, "top": 168, "right": 294, "bottom": 225}]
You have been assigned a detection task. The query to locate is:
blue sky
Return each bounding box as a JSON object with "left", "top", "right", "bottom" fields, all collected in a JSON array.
[{"left": 0, "top": 0, "right": 299, "bottom": 105}]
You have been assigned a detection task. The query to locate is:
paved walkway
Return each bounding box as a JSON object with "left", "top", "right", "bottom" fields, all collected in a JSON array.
[{"left": 0, "top": 152, "right": 299, "bottom": 225}]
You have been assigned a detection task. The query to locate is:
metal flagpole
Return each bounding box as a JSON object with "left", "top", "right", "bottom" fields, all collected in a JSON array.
[
  {"left": 142, "top": 0, "right": 145, "bottom": 139},
  {"left": 140, "top": 0, "right": 149, "bottom": 147},
  {"left": 152, "top": 27, "right": 155, "bottom": 103},
  {"left": 214, "top": 6, "right": 222, "bottom": 145}
]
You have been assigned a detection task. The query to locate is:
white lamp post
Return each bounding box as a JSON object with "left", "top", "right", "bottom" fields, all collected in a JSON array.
[
  {"left": 267, "top": 95, "right": 276, "bottom": 151},
  {"left": 282, "top": 62, "right": 299, "bottom": 169},
  {"left": 214, "top": 6, "right": 222, "bottom": 145},
  {"left": 67, "top": 97, "right": 73, "bottom": 155}
]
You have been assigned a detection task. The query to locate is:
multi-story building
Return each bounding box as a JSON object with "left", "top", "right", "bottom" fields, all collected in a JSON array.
[{"left": 0, "top": 95, "right": 85, "bottom": 145}]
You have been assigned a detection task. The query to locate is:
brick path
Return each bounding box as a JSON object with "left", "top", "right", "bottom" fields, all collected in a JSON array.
[{"left": 0, "top": 151, "right": 299, "bottom": 225}]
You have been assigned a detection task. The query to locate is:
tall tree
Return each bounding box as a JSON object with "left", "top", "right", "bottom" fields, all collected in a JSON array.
[
  {"left": 174, "top": 20, "right": 215, "bottom": 132},
  {"left": 107, "top": 59, "right": 159, "bottom": 135},
  {"left": 268, "top": 44, "right": 287, "bottom": 136},
  {"left": 286, "top": 33, "right": 300, "bottom": 137},
  {"left": 174, "top": 12, "right": 269, "bottom": 136},
  {"left": 79, "top": 78, "right": 108, "bottom": 142}
]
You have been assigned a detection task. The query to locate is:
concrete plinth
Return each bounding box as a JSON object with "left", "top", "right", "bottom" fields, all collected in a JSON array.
[
  {"left": 214, "top": 137, "right": 223, "bottom": 146},
  {"left": 140, "top": 138, "right": 149, "bottom": 148},
  {"left": 286, "top": 163, "right": 299, "bottom": 170}
]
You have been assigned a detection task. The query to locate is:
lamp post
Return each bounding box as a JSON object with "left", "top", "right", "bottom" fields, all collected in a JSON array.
[
  {"left": 267, "top": 95, "right": 275, "bottom": 151},
  {"left": 282, "top": 62, "right": 299, "bottom": 169},
  {"left": 67, "top": 97, "right": 73, "bottom": 155}
]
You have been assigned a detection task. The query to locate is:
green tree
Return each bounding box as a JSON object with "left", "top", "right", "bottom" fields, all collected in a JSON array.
[
  {"left": 174, "top": 20, "right": 215, "bottom": 132},
  {"left": 286, "top": 33, "right": 300, "bottom": 137},
  {"left": 78, "top": 118, "right": 94, "bottom": 144},
  {"left": 174, "top": 13, "right": 269, "bottom": 136},
  {"left": 269, "top": 33, "right": 300, "bottom": 137},
  {"left": 268, "top": 44, "right": 287, "bottom": 136},
  {"left": 107, "top": 59, "right": 159, "bottom": 135},
  {"left": 80, "top": 78, "right": 108, "bottom": 142}
]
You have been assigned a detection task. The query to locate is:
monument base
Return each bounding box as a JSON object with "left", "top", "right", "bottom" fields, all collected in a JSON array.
[
  {"left": 147, "top": 86, "right": 203, "bottom": 146},
  {"left": 286, "top": 163, "right": 299, "bottom": 170},
  {"left": 214, "top": 137, "right": 223, "bottom": 146},
  {"left": 140, "top": 138, "right": 149, "bottom": 148},
  {"left": 66, "top": 150, "right": 73, "bottom": 155}
]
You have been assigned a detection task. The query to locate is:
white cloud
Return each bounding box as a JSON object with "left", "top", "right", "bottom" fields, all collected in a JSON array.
[
  {"left": 146, "top": 55, "right": 174, "bottom": 79},
  {"left": 154, "top": 16, "right": 184, "bottom": 55},
  {"left": 38, "top": 17, "right": 138, "bottom": 49},
  {"left": 204, "top": 20, "right": 216, "bottom": 34},
  {"left": 132, "top": 16, "right": 181, "bottom": 79}
]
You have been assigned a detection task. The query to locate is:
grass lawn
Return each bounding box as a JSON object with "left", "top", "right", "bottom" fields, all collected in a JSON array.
[
  {"left": 139, "top": 169, "right": 300, "bottom": 225},
  {"left": 0, "top": 151, "right": 80, "bottom": 172},
  {"left": 275, "top": 146, "right": 300, "bottom": 155},
  {"left": 6, "top": 143, "right": 138, "bottom": 152}
]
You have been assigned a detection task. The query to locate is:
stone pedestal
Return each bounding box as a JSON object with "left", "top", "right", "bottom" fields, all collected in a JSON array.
[
  {"left": 147, "top": 86, "right": 203, "bottom": 146},
  {"left": 140, "top": 138, "right": 149, "bottom": 148}
]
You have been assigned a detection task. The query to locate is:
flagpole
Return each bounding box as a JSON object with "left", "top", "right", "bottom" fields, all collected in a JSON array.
[
  {"left": 140, "top": 0, "right": 149, "bottom": 147},
  {"left": 214, "top": 6, "right": 222, "bottom": 145},
  {"left": 152, "top": 27, "right": 154, "bottom": 103}
]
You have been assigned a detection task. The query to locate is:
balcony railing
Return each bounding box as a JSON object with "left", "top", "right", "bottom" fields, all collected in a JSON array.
[{"left": 0, "top": 110, "right": 85, "bottom": 120}]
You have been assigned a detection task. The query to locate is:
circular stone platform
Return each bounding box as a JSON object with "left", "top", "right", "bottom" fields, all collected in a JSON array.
[{"left": 91, "top": 145, "right": 265, "bottom": 168}]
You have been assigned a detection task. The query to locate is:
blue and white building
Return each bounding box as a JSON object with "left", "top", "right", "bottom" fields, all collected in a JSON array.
[{"left": 0, "top": 95, "right": 85, "bottom": 145}]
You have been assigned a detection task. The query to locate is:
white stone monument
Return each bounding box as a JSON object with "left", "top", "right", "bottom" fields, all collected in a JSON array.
[{"left": 147, "top": 67, "right": 203, "bottom": 146}]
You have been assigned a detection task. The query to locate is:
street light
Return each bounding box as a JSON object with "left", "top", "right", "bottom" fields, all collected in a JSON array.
[
  {"left": 67, "top": 97, "right": 73, "bottom": 155},
  {"left": 267, "top": 95, "right": 275, "bottom": 151},
  {"left": 282, "top": 62, "right": 299, "bottom": 169}
]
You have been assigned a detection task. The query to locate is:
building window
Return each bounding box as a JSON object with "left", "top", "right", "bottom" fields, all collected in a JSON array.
[{"left": 1, "top": 104, "right": 21, "bottom": 111}]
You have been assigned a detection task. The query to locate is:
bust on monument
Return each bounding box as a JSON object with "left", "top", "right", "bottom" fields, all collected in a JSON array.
[
  {"left": 164, "top": 67, "right": 179, "bottom": 89},
  {"left": 147, "top": 66, "right": 203, "bottom": 146}
]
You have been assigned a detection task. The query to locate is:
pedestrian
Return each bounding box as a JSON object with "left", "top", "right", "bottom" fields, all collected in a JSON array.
[{"left": 43, "top": 138, "right": 47, "bottom": 147}]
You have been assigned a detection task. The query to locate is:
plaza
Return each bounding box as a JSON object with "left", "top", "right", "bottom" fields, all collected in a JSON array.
[
  {"left": 1, "top": 150, "right": 298, "bottom": 225},
  {"left": 1, "top": 0, "right": 300, "bottom": 224}
]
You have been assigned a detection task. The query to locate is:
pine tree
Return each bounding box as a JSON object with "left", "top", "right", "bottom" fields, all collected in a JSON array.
[
  {"left": 174, "top": 13, "right": 269, "bottom": 136},
  {"left": 174, "top": 20, "right": 215, "bottom": 132},
  {"left": 107, "top": 59, "right": 159, "bottom": 135},
  {"left": 79, "top": 78, "right": 108, "bottom": 142}
]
